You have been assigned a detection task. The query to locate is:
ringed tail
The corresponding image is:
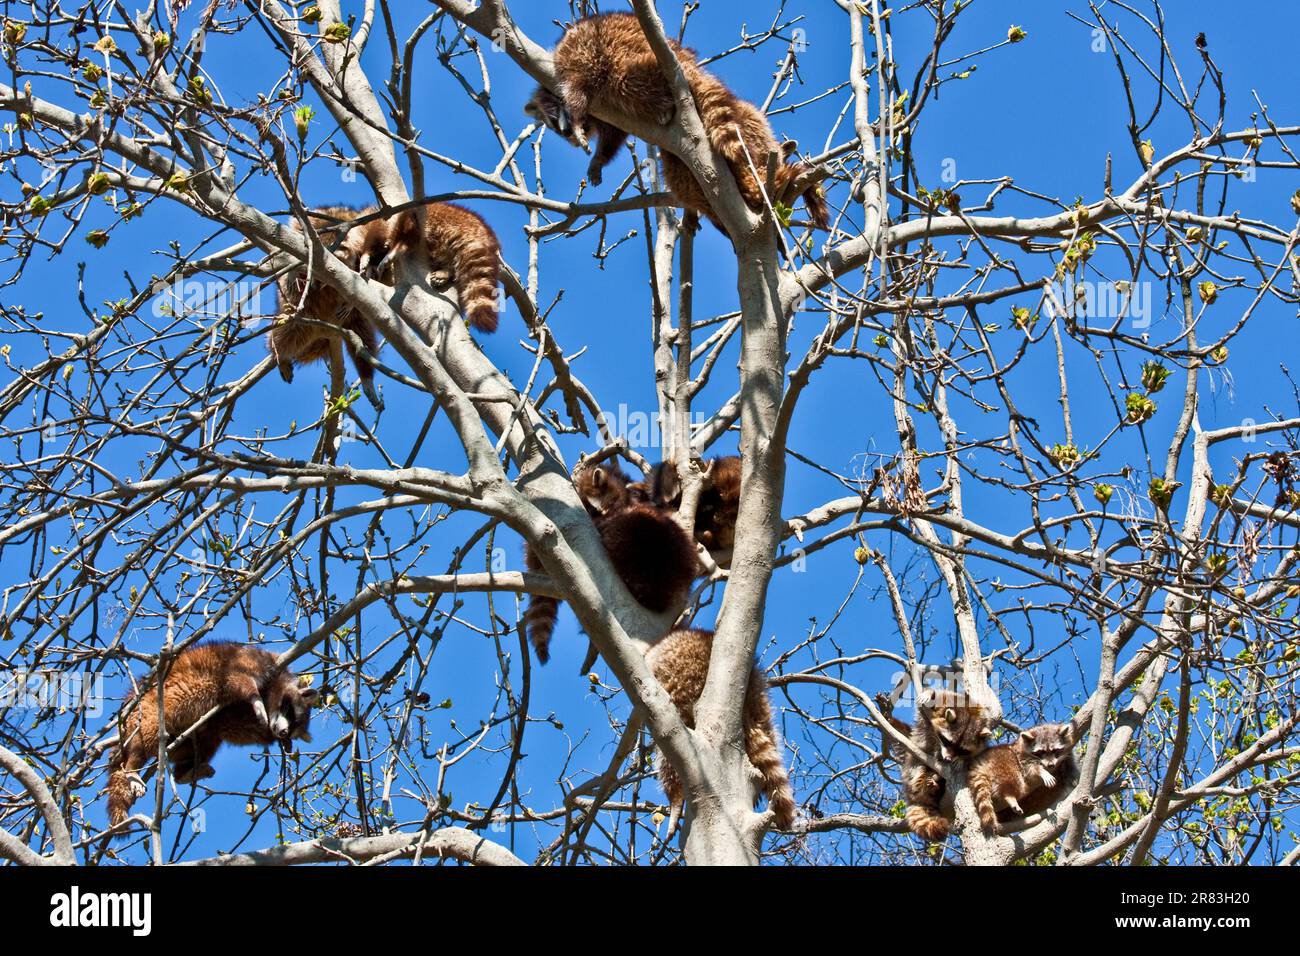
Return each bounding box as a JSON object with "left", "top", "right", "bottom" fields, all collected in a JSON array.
[
  {"left": 905, "top": 804, "right": 950, "bottom": 842},
  {"left": 971, "top": 772, "right": 999, "bottom": 833},
  {"left": 746, "top": 673, "right": 797, "bottom": 829}
]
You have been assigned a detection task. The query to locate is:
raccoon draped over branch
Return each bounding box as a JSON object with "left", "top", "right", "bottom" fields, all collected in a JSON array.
[
  {"left": 523, "top": 459, "right": 697, "bottom": 665},
  {"left": 268, "top": 203, "right": 502, "bottom": 408},
  {"left": 524, "top": 12, "right": 828, "bottom": 234},
  {"left": 897, "top": 689, "right": 997, "bottom": 843},
  {"left": 645, "top": 628, "right": 796, "bottom": 831},
  {"left": 105, "top": 642, "right": 317, "bottom": 829}
]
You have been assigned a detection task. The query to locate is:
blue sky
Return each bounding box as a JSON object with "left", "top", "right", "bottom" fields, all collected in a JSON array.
[{"left": 3, "top": 0, "right": 1297, "bottom": 863}]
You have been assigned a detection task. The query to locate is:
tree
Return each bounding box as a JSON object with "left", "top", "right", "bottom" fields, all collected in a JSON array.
[{"left": 0, "top": 0, "right": 1296, "bottom": 867}]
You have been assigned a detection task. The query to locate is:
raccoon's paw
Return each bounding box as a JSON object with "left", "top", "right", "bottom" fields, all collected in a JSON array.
[
  {"left": 571, "top": 125, "right": 590, "bottom": 151},
  {"left": 277, "top": 360, "right": 295, "bottom": 384},
  {"left": 126, "top": 773, "right": 147, "bottom": 800},
  {"left": 1004, "top": 797, "right": 1024, "bottom": 816},
  {"left": 428, "top": 267, "right": 454, "bottom": 289},
  {"left": 655, "top": 105, "right": 675, "bottom": 126},
  {"left": 1039, "top": 769, "right": 1057, "bottom": 789},
  {"left": 585, "top": 159, "right": 604, "bottom": 187}
]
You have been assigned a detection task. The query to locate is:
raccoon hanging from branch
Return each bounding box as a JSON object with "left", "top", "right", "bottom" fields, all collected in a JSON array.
[
  {"left": 523, "top": 459, "right": 698, "bottom": 665},
  {"left": 524, "top": 12, "right": 828, "bottom": 235},
  {"left": 269, "top": 205, "right": 387, "bottom": 410},
  {"left": 644, "top": 627, "right": 796, "bottom": 833},
  {"left": 268, "top": 203, "right": 503, "bottom": 407},
  {"left": 105, "top": 641, "right": 318, "bottom": 829},
  {"left": 372, "top": 202, "right": 503, "bottom": 333}
]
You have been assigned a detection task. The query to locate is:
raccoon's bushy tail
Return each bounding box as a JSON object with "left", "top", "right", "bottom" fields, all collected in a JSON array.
[
  {"left": 523, "top": 547, "right": 560, "bottom": 664},
  {"left": 745, "top": 669, "right": 797, "bottom": 830},
  {"left": 105, "top": 741, "right": 144, "bottom": 829},
  {"left": 970, "top": 769, "right": 999, "bottom": 833},
  {"left": 106, "top": 768, "right": 134, "bottom": 828},
  {"left": 451, "top": 218, "right": 501, "bottom": 334},
  {"left": 905, "top": 804, "right": 950, "bottom": 842},
  {"left": 775, "top": 162, "right": 829, "bottom": 231}
]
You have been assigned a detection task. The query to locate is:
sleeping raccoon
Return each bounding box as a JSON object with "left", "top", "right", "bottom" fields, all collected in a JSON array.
[
  {"left": 268, "top": 203, "right": 502, "bottom": 408},
  {"left": 523, "top": 460, "right": 697, "bottom": 664},
  {"left": 648, "top": 456, "right": 742, "bottom": 555},
  {"left": 106, "top": 642, "right": 317, "bottom": 828},
  {"left": 525, "top": 13, "right": 827, "bottom": 234},
  {"left": 900, "top": 689, "right": 996, "bottom": 842},
  {"left": 645, "top": 627, "right": 796, "bottom": 830},
  {"left": 968, "top": 722, "right": 1075, "bottom": 832},
  {"left": 269, "top": 205, "right": 386, "bottom": 410}
]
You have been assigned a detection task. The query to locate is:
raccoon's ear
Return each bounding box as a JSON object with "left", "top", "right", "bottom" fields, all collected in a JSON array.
[
  {"left": 980, "top": 726, "right": 994, "bottom": 739},
  {"left": 591, "top": 467, "right": 608, "bottom": 489},
  {"left": 1020, "top": 729, "right": 1036, "bottom": 746},
  {"left": 942, "top": 708, "right": 957, "bottom": 723},
  {"left": 299, "top": 687, "right": 320, "bottom": 704},
  {"left": 780, "top": 139, "right": 799, "bottom": 159}
]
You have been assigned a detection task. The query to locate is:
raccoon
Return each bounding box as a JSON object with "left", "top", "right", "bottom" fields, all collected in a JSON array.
[
  {"left": 523, "top": 460, "right": 697, "bottom": 665},
  {"left": 370, "top": 203, "right": 503, "bottom": 333},
  {"left": 645, "top": 627, "right": 796, "bottom": 830},
  {"left": 525, "top": 13, "right": 827, "bottom": 234},
  {"left": 901, "top": 690, "right": 996, "bottom": 842},
  {"left": 106, "top": 642, "right": 317, "bottom": 828},
  {"left": 648, "top": 456, "right": 742, "bottom": 554},
  {"left": 269, "top": 205, "right": 386, "bottom": 410},
  {"left": 968, "top": 722, "right": 1075, "bottom": 832}
]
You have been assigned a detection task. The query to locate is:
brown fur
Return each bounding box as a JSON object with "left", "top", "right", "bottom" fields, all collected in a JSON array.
[
  {"left": 644, "top": 628, "right": 796, "bottom": 829},
  {"left": 899, "top": 690, "right": 996, "bottom": 842},
  {"left": 526, "top": 13, "right": 827, "bottom": 234},
  {"left": 523, "top": 461, "right": 697, "bottom": 665},
  {"left": 524, "top": 460, "right": 633, "bottom": 664},
  {"left": 969, "top": 722, "right": 1074, "bottom": 832},
  {"left": 649, "top": 456, "right": 742, "bottom": 554},
  {"left": 269, "top": 205, "right": 385, "bottom": 409},
  {"left": 106, "top": 642, "right": 317, "bottom": 828},
  {"left": 378, "top": 203, "right": 502, "bottom": 333}
]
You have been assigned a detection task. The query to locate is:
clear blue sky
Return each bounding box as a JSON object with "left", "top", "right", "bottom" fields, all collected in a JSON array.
[{"left": 4, "top": 0, "right": 1297, "bottom": 862}]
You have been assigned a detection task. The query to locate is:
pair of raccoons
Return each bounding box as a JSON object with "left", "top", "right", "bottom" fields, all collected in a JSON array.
[
  {"left": 271, "top": 13, "right": 827, "bottom": 410},
  {"left": 105, "top": 641, "right": 318, "bottom": 829},
  {"left": 523, "top": 454, "right": 795, "bottom": 830},
  {"left": 893, "top": 690, "right": 1076, "bottom": 841}
]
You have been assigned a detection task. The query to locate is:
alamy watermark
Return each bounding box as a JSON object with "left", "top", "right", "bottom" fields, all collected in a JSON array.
[{"left": 1, "top": 670, "right": 104, "bottom": 717}]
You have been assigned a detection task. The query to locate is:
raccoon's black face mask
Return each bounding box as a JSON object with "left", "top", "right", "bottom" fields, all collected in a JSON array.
[
  {"left": 525, "top": 87, "right": 581, "bottom": 145},
  {"left": 269, "top": 685, "right": 319, "bottom": 749}
]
